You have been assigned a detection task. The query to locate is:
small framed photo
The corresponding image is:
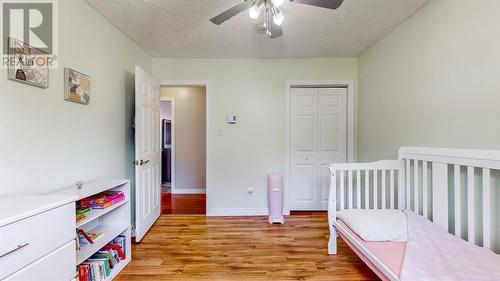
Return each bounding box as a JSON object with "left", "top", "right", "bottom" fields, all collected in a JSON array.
[
  {"left": 7, "top": 37, "right": 49, "bottom": 88},
  {"left": 64, "top": 68, "right": 90, "bottom": 105}
]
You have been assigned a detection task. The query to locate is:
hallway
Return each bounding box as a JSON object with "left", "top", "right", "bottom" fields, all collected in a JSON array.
[{"left": 162, "top": 193, "right": 206, "bottom": 215}]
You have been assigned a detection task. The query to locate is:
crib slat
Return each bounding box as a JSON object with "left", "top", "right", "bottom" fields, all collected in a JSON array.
[
  {"left": 332, "top": 170, "right": 337, "bottom": 211},
  {"left": 422, "top": 161, "right": 428, "bottom": 218},
  {"left": 381, "top": 170, "right": 386, "bottom": 209},
  {"left": 374, "top": 170, "right": 378, "bottom": 209},
  {"left": 365, "top": 170, "right": 369, "bottom": 209},
  {"left": 413, "top": 160, "right": 419, "bottom": 214},
  {"left": 482, "top": 168, "right": 491, "bottom": 249},
  {"left": 454, "top": 165, "right": 461, "bottom": 238},
  {"left": 390, "top": 169, "right": 395, "bottom": 209},
  {"left": 398, "top": 159, "right": 406, "bottom": 210},
  {"left": 406, "top": 160, "right": 411, "bottom": 210},
  {"left": 356, "top": 170, "right": 361, "bottom": 208},
  {"left": 348, "top": 170, "right": 353, "bottom": 209},
  {"left": 432, "top": 163, "right": 449, "bottom": 230},
  {"left": 340, "top": 170, "right": 345, "bottom": 210},
  {"left": 467, "top": 166, "right": 475, "bottom": 243}
]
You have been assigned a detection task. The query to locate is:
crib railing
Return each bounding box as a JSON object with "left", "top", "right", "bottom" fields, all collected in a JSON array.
[
  {"left": 399, "top": 147, "right": 500, "bottom": 250},
  {"left": 327, "top": 160, "right": 400, "bottom": 255},
  {"left": 328, "top": 160, "right": 401, "bottom": 212},
  {"left": 328, "top": 147, "right": 500, "bottom": 256}
]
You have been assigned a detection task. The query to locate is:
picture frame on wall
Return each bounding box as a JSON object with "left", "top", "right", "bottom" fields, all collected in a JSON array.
[
  {"left": 7, "top": 37, "right": 49, "bottom": 88},
  {"left": 64, "top": 68, "right": 91, "bottom": 105}
]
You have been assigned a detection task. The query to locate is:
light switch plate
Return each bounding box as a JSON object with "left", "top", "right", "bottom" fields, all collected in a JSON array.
[{"left": 227, "top": 114, "right": 237, "bottom": 124}]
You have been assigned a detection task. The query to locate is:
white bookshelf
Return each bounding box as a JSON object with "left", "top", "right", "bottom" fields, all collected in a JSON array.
[
  {"left": 76, "top": 225, "right": 129, "bottom": 264},
  {"left": 76, "top": 199, "right": 129, "bottom": 228},
  {"left": 56, "top": 179, "right": 132, "bottom": 280}
]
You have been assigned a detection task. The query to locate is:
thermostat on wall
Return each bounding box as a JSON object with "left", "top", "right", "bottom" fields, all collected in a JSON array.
[{"left": 227, "top": 114, "right": 237, "bottom": 124}]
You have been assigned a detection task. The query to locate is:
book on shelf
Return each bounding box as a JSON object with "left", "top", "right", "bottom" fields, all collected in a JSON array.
[
  {"left": 103, "top": 244, "right": 125, "bottom": 260},
  {"left": 79, "top": 191, "right": 125, "bottom": 210},
  {"left": 77, "top": 207, "right": 92, "bottom": 215},
  {"left": 93, "top": 250, "right": 119, "bottom": 268},
  {"left": 77, "top": 236, "right": 127, "bottom": 281},
  {"left": 80, "top": 260, "right": 107, "bottom": 281},
  {"left": 76, "top": 207, "right": 92, "bottom": 223},
  {"left": 113, "top": 235, "right": 126, "bottom": 257},
  {"left": 76, "top": 214, "right": 87, "bottom": 223},
  {"left": 86, "top": 258, "right": 110, "bottom": 277},
  {"left": 78, "top": 264, "right": 89, "bottom": 281},
  {"left": 78, "top": 229, "right": 103, "bottom": 245}
]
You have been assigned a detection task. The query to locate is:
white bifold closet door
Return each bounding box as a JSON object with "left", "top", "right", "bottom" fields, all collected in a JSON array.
[{"left": 290, "top": 87, "right": 347, "bottom": 210}]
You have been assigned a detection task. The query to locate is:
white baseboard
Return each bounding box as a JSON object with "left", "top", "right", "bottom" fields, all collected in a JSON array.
[
  {"left": 206, "top": 208, "right": 268, "bottom": 217},
  {"left": 172, "top": 188, "right": 206, "bottom": 194}
]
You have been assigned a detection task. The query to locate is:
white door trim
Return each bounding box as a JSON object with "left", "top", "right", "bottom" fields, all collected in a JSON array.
[
  {"left": 159, "top": 80, "right": 209, "bottom": 198},
  {"left": 159, "top": 97, "right": 176, "bottom": 192},
  {"left": 284, "top": 80, "right": 355, "bottom": 214}
]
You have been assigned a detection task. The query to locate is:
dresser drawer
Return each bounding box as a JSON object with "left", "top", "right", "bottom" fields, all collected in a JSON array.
[
  {"left": 0, "top": 203, "right": 75, "bottom": 280},
  {"left": 4, "top": 240, "right": 76, "bottom": 281}
]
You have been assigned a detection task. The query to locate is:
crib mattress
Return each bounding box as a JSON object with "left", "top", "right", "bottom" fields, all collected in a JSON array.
[{"left": 335, "top": 220, "right": 406, "bottom": 281}]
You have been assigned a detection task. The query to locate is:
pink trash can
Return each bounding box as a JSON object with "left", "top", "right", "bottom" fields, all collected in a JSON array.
[{"left": 268, "top": 173, "right": 285, "bottom": 224}]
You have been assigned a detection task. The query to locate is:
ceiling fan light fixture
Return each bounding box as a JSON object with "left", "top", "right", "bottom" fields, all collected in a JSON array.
[
  {"left": 249, "top": 0, "right": 265, "bottom": 19},
  {"left": 272, "top": 0, "right": 285, "bottom": 7},
  {"left": 271, "top": 7, "right": 284, "bottom": 26},
  {"left": 209, "top": 0, "right": 344, "bottom": 39}
]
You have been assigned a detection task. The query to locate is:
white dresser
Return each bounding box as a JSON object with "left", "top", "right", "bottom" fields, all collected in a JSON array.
[{"left": 0, "top": 195, "right": 77, "bottom": 281}]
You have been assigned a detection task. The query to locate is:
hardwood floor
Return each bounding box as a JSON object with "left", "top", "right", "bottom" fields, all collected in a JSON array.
[
  {"left": 117, "top": 215, "right": 379, "bottom": 281},
  {"left": 290, "top": 211, "right": 327, "bottom": 216},
  {"left": 162, "top": 193, "right": 206, "bottom": 215}
]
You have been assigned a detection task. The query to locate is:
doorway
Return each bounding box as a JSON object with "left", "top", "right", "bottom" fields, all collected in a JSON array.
[
  {"left": 160, "top": 100, "right": 173, "bottom": 193},
  {"left": 160, "top": 86, "right": 207, "bottom": 215},
  {"left": 286, "top": 81, "right": 355, "bottom": 212}
]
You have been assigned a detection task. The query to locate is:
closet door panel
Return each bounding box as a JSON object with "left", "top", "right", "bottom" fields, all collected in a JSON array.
[
  {"left": 290, "top": 87, "right": 348, "bottom": 211},
  {"left": 318, "top": 88, "right": 347, "bottom": 209},
  {"left": 290, "top": 88, "right": 319, "bottom": 210}
]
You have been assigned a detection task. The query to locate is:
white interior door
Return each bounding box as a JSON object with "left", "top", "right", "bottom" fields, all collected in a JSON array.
[
  {"left": 290, "top": 87, "right": 347, "bottom": 211},
  {"left": 134, "top": 66, "right": 161, "bottom": 242}
]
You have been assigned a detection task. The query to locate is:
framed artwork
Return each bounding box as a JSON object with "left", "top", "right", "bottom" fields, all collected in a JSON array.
[
  {"left": 7, "top": 37, "right": 49, "bottom": 88},
  {"left": 64, "top": 68, "right": 90, "bottom": 105}
]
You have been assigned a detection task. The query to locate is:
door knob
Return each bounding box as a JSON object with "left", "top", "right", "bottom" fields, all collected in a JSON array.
[{"left": 134, "top": 160, "right": 151, "bottom": 166}]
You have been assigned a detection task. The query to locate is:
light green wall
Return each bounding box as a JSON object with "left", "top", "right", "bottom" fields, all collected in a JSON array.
[
  {"left": 357, "top": 0, "right": 500, "bottom": 252},
  {"left": 0, "top": 0, "right": 152, "bottom": 195},
  {"left": 152, "top": 58, "right": 357, "bottom": 212},
  {"left": 358, "top": 0, "right": 500, "bottom": 161}
]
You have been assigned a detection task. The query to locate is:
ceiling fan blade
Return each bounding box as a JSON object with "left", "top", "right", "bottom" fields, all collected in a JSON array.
[
  {"left": 269, "top": 21, "right": 283, "bottom": 39},
  {"left": 210, "top": 0, "right": 254, "bottom": 25},
  {"left": 290, "top": 0, "right": 343, "bottom": 10}
]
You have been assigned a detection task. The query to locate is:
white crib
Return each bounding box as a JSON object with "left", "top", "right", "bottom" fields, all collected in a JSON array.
[{"left": 327, "top": 147, "right": 500, "bottom": 279}]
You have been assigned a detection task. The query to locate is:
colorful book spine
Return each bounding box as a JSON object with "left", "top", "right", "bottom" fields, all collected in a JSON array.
[
  {"left": 79, "top": 192, "right": 125, "bottom": 209},
  {"left": 77, "top": 207, "right": 92, "bottom": 215},
  {"left": 91, "top": 196, "right": 125, "bottom": 209},
  {"left": 77, "top": 235, "right": 127, "bottom": 281}
]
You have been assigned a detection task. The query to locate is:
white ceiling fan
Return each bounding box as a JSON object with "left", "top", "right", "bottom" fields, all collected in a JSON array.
[{"left": 210, "top": 0, "right": 344, "bottom": 39}]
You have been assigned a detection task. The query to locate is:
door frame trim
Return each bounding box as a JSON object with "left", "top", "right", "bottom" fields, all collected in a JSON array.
[
  {"left": 284, "top": 80, "right": 356, "bottom": 214},
  {"left": 159, "top": 80, "right": 209, "bottom": 202},
  {"left": 159, "top": 97, "right": 176, "bottom": 192}
]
